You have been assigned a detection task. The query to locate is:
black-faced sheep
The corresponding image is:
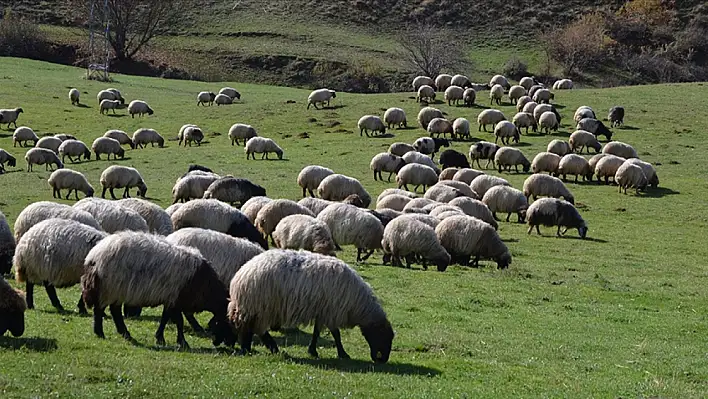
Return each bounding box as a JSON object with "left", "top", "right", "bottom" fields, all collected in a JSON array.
[
  {"left": 0, "top": 277, "right": 26, "bottom": 337},
  {"left": 203, "top": 177, "right": 266, "bottom": 206},
  {"left": 438, "top": 149, "right": 470, "bottom": 170},
  {"left": 526, "top": 197, "right": 587, "bottom": 238},
  {"left": 608, "top": 106, "right": 625, "bottom": 127},
  {"left": 370, "top": 153, "right": 406, "bottom": 182},
  {"left": 576, "top": 118, "right": 612, "bottom": 141},
  {"left": 0, "top": 211, "right": 15, "bottom": 275}
]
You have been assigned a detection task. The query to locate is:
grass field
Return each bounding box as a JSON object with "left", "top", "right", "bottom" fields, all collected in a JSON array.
[{"left": 0, "top": 57, "right": 707, "bottom": 397}]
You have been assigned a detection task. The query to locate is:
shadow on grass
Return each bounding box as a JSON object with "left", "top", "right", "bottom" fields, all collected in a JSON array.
[
  {"left": 550, "top": 131, "right": 572, "bottom": 138},
  {"left": 512, "top": 142, "right": 533, "bottom": 147},
  {"left": 75, "top": 103, "right": 91, "bottom": 109},
  {"left": 320, "top": 105, "right": 346, "bottom": 110},
  {"left": 552, "top": 104, "right": 566, "bottom": 109},
  {"left": 285, "top": 354, "right": 442, "bottom": 376},
  {"left": 554, "top": 235, "right": 608, "bottom": 243},
  {"left": 0, "top": 336, "right": 59, "bottom": 352},
  {"left": 106, "top": 114, "right": 127, "bottom": 118},
  {"left": 642, "top": 187, "right": 680, "bottom": 198},
  {"left": 368, "top": 133, "right": 396, "bottom": 139},
  {"left": 619, "top": 125, "right": 640, "bottom": 130},
  {"left": 0, "top": 133, "right": 12, "bottom": 138},
  {"left": 271, "top": 327, "right": 335, "bottom": 348}
]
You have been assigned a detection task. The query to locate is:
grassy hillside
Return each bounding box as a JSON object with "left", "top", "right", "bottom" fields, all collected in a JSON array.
[{"left": 0, "top": 58, "right": 707, "bottom": 397}]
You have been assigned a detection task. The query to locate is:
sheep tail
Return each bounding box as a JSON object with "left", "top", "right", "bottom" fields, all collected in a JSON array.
[{"left": 81, "top": 266, "right": 101, "bottom": 309}]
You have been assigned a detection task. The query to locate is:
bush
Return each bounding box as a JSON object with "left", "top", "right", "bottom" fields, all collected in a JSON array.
[
  {"left": 501, "top": 57, "right": 529, "bottom": 80},
  {"left": 0, "top": 8, "right": 47, "bottom": 58},
  {"left": 541, "top": 12, "right": 607, "bottom": 75}
]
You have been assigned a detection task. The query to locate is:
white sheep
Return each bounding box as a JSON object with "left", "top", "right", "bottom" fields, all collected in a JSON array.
[
  {"left": 388, "top": 142, "right": 416, "bottom": 157},
  {"left": 538, "top": 111, "right": 559, "bottom": 134},
  {"left": 423, "top": 184, "right": 466, "bottom": 203},
  {"left": 383, "top": 107, "right": 407, "bottom": 129},
  {"left": 381, "top": 217, "right": 450, "bottom": 271},
  {"left": 416, "top": 85, "right": 436, "bottom": 103},
  {"left": 197, "top": 91, "right": 216, "bottom": 106},
  {"left": 36, "top": 136, "right": 62, "bottom": 154},
  {"left": 171, "top": 173, "right": 219, "bottom": 203},
  {"left": 427, "top": 118, "right": 453, "bottom": 139},
  {"left": 91, "top": 137, "right": 125, "bottom": 160},
  {"left": 118, "top": 198, "right": 173, "bottom": 235},
  {"left": 317, "top": 174, "right": 371, "bottom": 207},
  {"left": 317, "top": 203, "right": 384, "bottom": 262},
  {"left": 377, "top": 188, "right": 417, "bottom": 204},
  {"left": 489, "top": 74, "right": 510, "bottom": 89},
  {"left": 53, "top": 133, "right": 77, "bottom": 142},
  {"left": 495, "top": 147, "right": 530, "bottom": 173},
  {"left": 444, "top": 85, "right": 464, "bottom": 106},
  {"left": 69, "top": 88, "right": 80, "bottom": 105},
  {"left": 242, "top": 196, "right": 273, "bottom": 223},
  {"left": 522, "top": 174, "right": 575, "bottom": 204},
  {"left": 229, "top": 123, "right": 257, "bottom": 146},
  {"left": 99, "top": 99, "right": 121, "bottom": 115},
  {"left": 298, "top": 197, "right": 335, "bottom": 216},
  {"left": 576, "top": 118, "right": 613, "bottom": 141},
  {"left": 489, "top": 84, "right": 504, "bottom": 106},
  {"left": 531, "top": 152, "right": 561, "bottom": 175},
  {"left": 447, "top": 196, "right": 497, "bottom": 228},
  {"left": 48, "top": 168, "right": 94, "bottom": 200},
  {"left": 164, "top": 203, "right": 182, "bottom": 217},
  {"left": 13, "top": 201, "right": 101, "bottom": 242},
  {"left": 358, "top": 115, "right": 386, "bottom": 137},
  {"left": 452, "top": 168, "right": 485, "bottom": 184},
  {"left": 470, "top": 174, "right": 510, "bottom": 197},
  {"left": 297, "top": 165, "right": 334, "bottom": 197},
  {"left": 508, "top": 85, "right": 527, "bottom": 105},
  {"left": 533, "top": 89, "right": 554, "bottom": 104},
  {"left": 482, "top": 185, "right": 528, "bottom": 223},
  {"left": 100, "top": 165, "right": 148, "bottom": 199},
  {"left": 533, "top": 104, "right": 556, "bottom": 123},
  {"left": 97, "top": 88, "right": 124, "bottom": 104},
  {"left": 271, "top": 214, "right": 336, "bottom": 256},
  {"left": 13, "top": 126, "right": 38, "bottom": 147},
  {"left": 594, "top": 154, "right": 627, "bottom": 184},
  {"left": 615, "top": 162, "right": 647, "bottom": 194},
  {"left": 451, "top": 74, "right": 471, "bottom": 88},
  {"left": 127, "top": 100, "right": 154, "bottom": 118},
  {"left": 553, "top": 79, "right": 574, "bottom": 90},
  {"left": 569, "top": 130, "right": 601, "bottom": 153},
  {"left": 58, "top": 139, "right": 91, "bottom": 163},
  {"left": 463, "top": 88, "right": 476, "bottom": 107},
  {"left": 452, "top": 118, "right": 471, "bottom": 140},
  {"left": 494, "top": 121, "right": 520, "bottom": 145},
  {"left": 370, "top": 152, "right": 406, "bottom": 182},
  {"left": 469, "top": 141, "right": 500, "bottom": 169},
  {"left": 73, "top": 197, "right": 149, "bottom": 233},
  {"left": 477, "top": 109, "right": 506, "bottom": 132},
  {"left": 516, "top": 96, "right": 533, "bottom": 112},
  {"left": 254, "top": 199, "right": 315, "bottom": 242},
  {"left": 414, "top": 136, "right": 438, "bottom": 158},
  {"left": 512, "top": 112, "right": 537, "bottom": 134},
  {"left": 412, "top": 76, "right": 435, "bottom": 91},
  {"left": 25, "top": 148, "right": 63, "bottom": 172},
  {"left": 307, "top": 88, "right": 336, "bottom": 109},
  {"left": 0, "top": 108, "right": 24, "bottom": 129},
  {"left": 215, "top": 93, "right": 233, "bottom": 105},
  {"left": 376, "top": 194, "right": 413, "bottom": 211},
  {"left": 557, "top": 154, "right": 593, "bottom": 182},
  {"left": 519, "top": 77, "right": 537, "bottom": 90},
  {"left": 219, "top": 87, "right": 241, "bottom": 100},
  {"left": 626, "top": 158, "right": 659, "bottom": 187},
  {"left": 103, "top": 130, "right": 134, "bottom": 149},
  {"left": 436, "top": 215, "right": 511, "bottom": 268},
  {"left": 396, "top": 163, "right": 438, "bottom": 193},
  {"left": 402, "top": 197, "right": 436, "bottom": 211},
  {"left": 547, "top": 139, "right": 572, "bottom": 156},
  {"left": 602, "top": 141, "right": 638, "bottom": 159},
  {"left": 417, "top": 107, "right": 443, "bottom": 130},
  {"left": 522, "top": 101, "right": 537, "bottom": 115},
  {"left": 573, "top": 106, "right": 595, "bottom": 123},
  {"left": 245, "top": 137, "right": 284, "bottom": 160},
  {"left": 435, "top": 74, "right": 453, "bottom": 91},
  {"left": 132, "top": 128, "right": 164, "bottom": 148},
  {"left": 402, "top": 151, "right": 440, "bottom": 174}
]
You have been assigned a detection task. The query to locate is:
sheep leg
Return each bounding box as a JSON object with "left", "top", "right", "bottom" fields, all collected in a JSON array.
[
  {"left": 302, "top": 187, "right": 307, "bottom": 197},
  {"left": 26, "top": 282, "right": 35, "bottom": 309},
  {"left": 170, "top": 310, "right": 189, "bottom": 350},
  {"left": 505, "top": 213, "right": 511, "bottom": 222},
  {"left": 330, "top": 328, "right": 350, "bottom": 359},
  {"left": 93, "top": 307, "right": 106, "bottom": 338},
  {"left": 259, "top": 332, "right": 279, "bottom": 353},
  {"left": 155, "top": 308, "right": 171, "bottom": 346},
  {"left": 308, "top": 321, "right": 321, "bottom": 358},
  {"left": 109, "top": 304, "right": 132, "bottom": 340},
  {"left": 65, "top": 189, "right": 72, "bottom": 200},
  {"left": 77, "top": 296, "right": 87, "bottom": 315},
  {"left": 75, "top": 190, "right": 80, "bottom": 200},
  {"left": 556, "top": 226, "right": 563, "bottom": 237},
  {"left": 53, "top": 187, "right": 59, "bottom": 198},
  {"left": 361, "top": 249, "right": 374, "bottom": 261},
  {"left": 308, "top": 188, "right": 315, "bottom": 197},
  {"left": 372, "top": 171, "right": 378, "bottom": 181},
  {"left": 184, "top": 312, "right": 205, "bottom": 334},
  {"left": 387, "top": 172, "right": 394, "bottom": 182},
  {"left": 238, "top": 325, "right": 255, "bottom": 355},
  {"left": 123, "top": 187, "right": 130, "bottom": 198},
  {"left": 44, "top": 283, "right": 64, "bottom": 312}
]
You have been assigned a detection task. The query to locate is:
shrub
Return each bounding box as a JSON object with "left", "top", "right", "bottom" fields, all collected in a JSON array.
[
  {"left": 0, "top": 8, "right": 47, "bottom": 58},
  {"left": 501, "top": 57, "right": 529, "bottom": 81},
  {"left": 541, "top": 12, "right": 607, "bottom": 75}
]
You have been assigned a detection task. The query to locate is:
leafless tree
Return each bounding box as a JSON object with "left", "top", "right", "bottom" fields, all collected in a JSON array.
[
  {"left": 397, "top": 24, "right": 466, "bottom": 78},
  {"left": 541, "top": 13, "right": 606, "bottom": 75}
]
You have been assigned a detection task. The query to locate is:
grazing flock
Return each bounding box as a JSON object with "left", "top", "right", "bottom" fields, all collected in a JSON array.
[{"left": 0, "top": 71, "right": 660, "bottom": 364}]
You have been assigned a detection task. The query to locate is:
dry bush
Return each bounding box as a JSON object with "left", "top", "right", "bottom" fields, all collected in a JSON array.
[
  {"left": 0, "top": 8, "right": 47, "bottom": 58},
  {"left": 397, "top": 23, "right": 466, "bottom": 78},
  {"left": 541, "top": 12, "right": 607, "bottom": 75}
]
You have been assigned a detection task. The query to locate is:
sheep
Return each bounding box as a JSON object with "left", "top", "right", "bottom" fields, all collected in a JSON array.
[
  {"left": 526, "top": 197, "right": 587, "bottom": 238},
  {"left": 164, "top": 203, "right": 182, "bottom": 217},
  {"left": 533, "top": 89, "right": 554, "bottom": 104},
  {"left": 117, "top": 198, "right": 173, "bottom": 235},
  {"left": 576, "top": 118, "right": 613, "bottom": 141},
  {"left": 508, "top": 85, "right": 527, "bottom": 105},
  {"left": 435, "top": 74, "right": 453, "bottom": 91},
  {"left": 383, "top": 107, "right": 407, "bottom": 129},
  {"left": 539, "top": 111, "right": 559, "bottom": 134},
  {"left": 495, "top": 147, "right": 530, "bottom": 173},
  {"left": 609, "top": 106, "right": 625, "bottom": 127},
  {"left": 69, "top": 88, "right": 80, "bottom": 105},
  {"left": 439, "top": 149, "right": 470, "bottom": 170},
  {"left": 452, "top": 168, "right": 485, "bottom": 184},
  {"left": 469, "top": 141, "right": 500, "bottom": 169},
  {"left": 533, "top": 104, "right": 561, "bottom": 125},
  {"left": 245, "top": 137, "right": 283, "bottom": 160},
  {"left": 81, "top": 231, "right": 236, "bottom": 349},
  {"left": 489, "top": 84, "right": 504, "bottom": 106},
  {"left": 615, "top": 163, "right": 647, "bottom": 194},
  {"left": 73, "top": 197, "right": 149, "bottom": 233},
  {"left": 558, "top": 154, "right": 593, "bottom": 182},
  {"left": 103, "top": 130, "right": 134, "bottom": 149},
  {"left": 317, "top": 174, "right": 371, "bottom": 207},
  {"left": 171, "top": 173, "right": 219, "bottom": 203},
  {"left": 235, "top": 197, "right": 271, "bottom": 224},
  {"left": 626, "top": 158, "right": 659, "bottom": 188},
  {"left": 451, "top": 74, "right": 471, "bottom": 88},
  {"left": 489, "top": 74, "right": 510, "bottom": 89},
  {"left": 228, "top": 249, "right": 394, "bottom": 361},
  {"left": 176, "top": 169, "right": 220, "bottom": 183},
  {"left": 547, "top": 139, "right": 572, "bottom": 156},
  {"left": 215, "top": 94, "right": 233, "bottom": 105},
  {"left": 477, "top": 109, "right": 506, "bottom": 132},
  {"left": 388, "top": 142, "right": 416, "bottom": 157},
  {"left": 398, "top": 212, "right": 437, "bottom": 227},
  {"left": 377, "top": 188, "right": 417, "bottom": 203},
  {"left": 197, "top": 91, "right": 216, "bottom": 106},
  {"left": 428, "top": 205, "right": 464, "bottom": 219},
  {"left": 0, "top": 211, "right": 14, "bottom": 275},
  {"left": 603, "top": 141, "right": 638, "bottom": 159},
  {"left": 512, "top": 112, "right": 537, "bottom": 134},
  {"left": 417, "top": 106, "right": 443, "bottom": 130},
  {"left": 99, "top": 99, "right": 121, "bottom": 115},
  {"left": 36, "top": 136, "right": 62, "bottom": 154},
  {"left": 413, "top": 137, "right": 449, "bottom": 158},
  {"left": 25, "top": 148, "right": 63, "bottom": 172},
  {"left": 588, "top": 153, "right": 608, "bottom": 173},
  {"left": 423, "top": 184, "right": 465, "bottom": 203},
  {"left": 482, "top": 185, "right": 528, "bottom": 223},
  {"left": 553, "top": 79, "right": 574, "bottom": 90},
  {"left": 452, "top": 117, "right": 471, "bottom": 140},
  {"left": 531, "top": 152, "right": 561, "bottom": 175},
  {"left": 54, "top": 133, "right": 77, "bottom": 142},
  {"left": 91, "top": 137, "right": 125, "bottom": 160},
  {"left": 427, "top": 118, "right": 453, "bottom": 139},
  {"left": 381, "top": 217, "right": 450, "bottom": 271},
  {"left": 219, "top": 87, "right": 241, "bottom": 100},
  {"left": 100, "top": 165, "right": 148, "bottom": 199},
  {"left": 13, "top": 202, "right": 101, "bottom": 242},
  {"left": 573, "top": 106, "right": 596, "bottom": 123},
  {"left": 0, "top": 108, "right": 24, "bottom": 129},
  {"left": 439, "top": 168, "right": 458, "bottom": 180},
  {"left": 48, "top": 169, "right": 94, "bottom": 200},
  {"left": 0, "top": 277, "right": 26, "bottom": 337},
  {"left": 358, "top": 115, "right": 386, "bottom": 137},
  {"left": 416, "top": 85, "right": 436, "bottom": 103},
  {"left": 436, "top": 215, "right": 511, "bottom": 268},
  {"left": 470, "top": 174, "right": 510, "bottom": 197},
  {"left": 58, "top": 139, "right": 91, "bottom": 163},
  {"left": 307, "top": 89, "right": 336, "bottom": 109},
  {"left": 203, "top": 177, "right": 266, "bottom": 206},
  {"left": 127, "top": 100, "right": 153, "bottom": 118},
  {"left": 97, "top": 89, "right": 124, "bottom": 104},
  {"left": 523, "top": 174, "right": 575, "bottom": 204},
  {"left": 412, "top": 76, "right": 435, "bottom": 91},
  {"left": 317, "top": 203, "right": 384, "bottom": 261},
  {"left": 402, "top": 151, "right": 441, "bottom": 174},
  {"left": 494, "top": 121, "right": 520, "bottom": 145},
  {"left": 297, "top": 197, "right": 334, "bottom": 216},
  {"left": 403, "top": 197, "right": 436, "bottom": 212},
  {"left": 255, "top": 199, "right": 315, "bottom": 243},
  {"left": 376, "top": 194, "right": 413, "bottom": 211},
  {"left": 522, "top": 101, "right": 538, "bottom": 115},
  {"left": 132, "top": 128, "right": 164, "bottom": 148},
  {"left": 519, "top": 77, "right": 537, "bottom": 91},
  {"left": 396, "top": 163, "right": 438, "bottom": 193},
  {"left": 595, "top": 154, "right": 627, "bottom": 184},
  {"left": 177, "top": 124, "right": 199, "bottom": 146},
  {"left": 13, "top": 126, "right": 38, "bottom": 147},
  {"left": 370, "top": 153, "right": 406, "bottom": 182},
  {"left": 171, "top": 199, "right": 267, "bottom": 249},
  {"left": 448, "top": 196, "right": 497, "bottom": 228},
  {"left": 569, "top": 130, "right": 602, "bottom": 153},
  {"left": 296, "top": 165, "right": 334, "bottom": 197},
  {"left": 516, "top": 96, "right": 533, "bottom": 112},
  {"left": 444, "top": 85, "right": 464, "bottom": 106},
  {"left": 270, "top": 214, "right": 335, "bottom": 256},
  {"left": 13, "top": 218, "right": 106, "bottom": 313},
  {"left": 225, "top": 123, "right": 257, "bottom": 146},
  {"left": 463, "top": 88, "right": 476, "bottom": 107}
]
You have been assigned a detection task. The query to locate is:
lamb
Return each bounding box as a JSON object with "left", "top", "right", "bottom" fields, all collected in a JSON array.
[
  {"left": 103, "top": 130, "right": 134, "bottom": 149},
  {"left": 557, "top": 154, "right": 593, "bottom": 182},
  {"left": 228, "top": 123, "right": 258, "bottom": 146},
  {"left": 376, "top": 194, "right": 413, "bottom": 211},
  {"left": 58, "top": 139, "right": 91, "bottom": 163},
  {"left": 463, "top": 88, "right": 476, "bottom": 107},
  {"left": 180, "top": 126, "right": 204, "bottom": 147},
  {"left": 0, "top": 148, "right": 17, "bottom": 172},
  {"left": 444, "top": 85, "right": 464, "bottom": 106},
  {"left": 436, "top": 215, "right": 511, "bottom": 268},
  {"left": 171, "top": 173, "right": 219, "bottom": 203},
  {"left": 522, "top": 174, "right": 575, "bottom": 204},
  {"left": 489, "top": 74, "right": 510, "bottom": 89},
  {"left": 615, "top": 163, "right": 647, "bottom": 194},
  {"left": 512, "top": 112, "right": 537, "bottom": 134},
  {"left": 477, "top": 109, "right": 506, "bottom": 132},
  {"left": 494, "top": 121, "right": 520, "bottom": 145},
  {"left": 508, "top": 85, "right": 527, "bottom": 105},
  {"left": 402, "top": 151, "right": 441, "bottom": 174},
  {"left": 626, "top": 158, "right": 659, "bottom": 187},
  {"left": 0, "top": 108, "right": 24, "bottom": 129},
  {"left": 608, "top": 106, "right": 625, "bottom": 127},
  {"left": 100, "top": 165, "right": 148, "bottom": 199},
  {"left": 547, "top": 139, "right": 572, "bottom": 156},
  {"left": 91, "top": 137, "right": 125, "bottom": 160},
  {"left": 451, "top": 74, "right": 472, "bottom": 88},
  {"left": 132, "top": 128, "right": 164, "bottom": 148},
  {"left": 0, "top": 277, "right": 26, "bottom": 337},
  {"left": 448, "top": 196, "right": 498, "bottom": 229},
  {"left": 97, "top": 89, "right": 124, "bottom": 104},
  {"left": 396, "top": 163, "right": 438, "bottom": 193},
  {"left": 245, "top": 137, "right": 284, "bottom": 160},
  {"left": 412, "top": 76, "right": 435, "bottom": 91},
  {"left": 203, "top": 177, "right": 266, "bottom": 206},
  {"left": 482, "top": 185, "right": 528, "bottom": 223},
  {"left": 170, "top": 199, "right": 268, "bottom": 249},
  {"left": 470, "top": 174, "right": 510, "bottom": 197},
  {"left": 417, "top": 107, "right": 443, "bottom": 130},
  {"left": 81, "top": 231, "right": 236, "bottom": 349},
  {"left": 271, "top": 215, "right": 336, "bottom": 256},
  {"left": 13, "top": 201, "right": 101, "bottom": 242},
  {"left": 297, "top": 165, "right": 334, "bottom": 197},
  {"left": 538, "top": 111, "right": 559, "bottom": 134},
  {"left": 118, "top": 198, "right": 174, "bottom": 235},
  {"left": 532, "top": 89, "right": 554, "bottom": 104},
  {"left": 228, "top": 249, "right": 394, "bottom": 361},
  {"left": 215, "top": 94, "right": 233, "bottom": 105},
  {"left": 519, "top": 77, "right": 537, "bottom": 91},
  {"left": 573, "top": 106, "right": 595, "bottom": 123},
  {"left": 36, "top": 136, "right": 62, "bottom": 153},
  {"left": 381, "top": 217, "right": 450, "bottom": 271},
  {"left": 358, "top": 115, "right": 386, "bottom": 137},
  {"left": 495, "top": 147, "right": 530, "bottom": 173},
  {"left": 553, "top": 79, "right": 574, "bottom": 90},
  {"left": 13, "top": 126, "right": 38, "bottom": 147},
  {"left": 197, "top": 91, "right": 216, "bottom": 106},
  {"left": 576, "top": 118, "right": 612, "bottom": 141},
  {"left": 73, "top": 197, "right": 149, "bottom": 233},
  {"left": 427, "top": 118, "right": 453, "bottom": 139},
  {"left": 0, "top": 211, "right": 15, "bottom": 274},
  {"left": 452, "top": 117, "right": 471, "bottom": 140},
  {"left": 469, "top": 142, "right": 500, "bottom": 169},
  {"left": 388, "top": 142, "right": 416, "bottom": 157},
  {"left": 416, "top": 85, "right": 436, "bottom": 103},
  {"left": 318, "top": 203, "right": 384, "bottom": 261},
  {"left": 127, "top": 100, "right": 154, "bottom": 118},
  {"left": 69, "top": 88, "right": 80, "bottom": 105},
  {"left": 317, "top": 174, "right": 371, "bottom": 207},
  {"left": 516, "top": 96, "right": 533, "bottom": 112},
  {"left": 531, "top": 152, "right": 561, "bottom": 175},
  {"left": 99, "top": 99, "right": 121, "bottom": 115},
  {"left": 423, "top": 184, "right": 466, "bottom": 203},
  {"left": 13, "top": 218, "right": 107, "bottom": 313},
  {"left": 452, "top": 168, "right": 485, "bottom": 184},
  {"left": 383, "top": 107, "right": 407, "bottom": 129},
  {"left": 370, "top": 152, "right": 406, "bottom": 182},
  {"left": 569, "top": 130, "right": 602, "bottom": 153},
  {"left": 255, "top": 199, "right": 315, "bottom": 243},
  {"left": 439, "top": 149, "right": 470, "bottom": 169},
  {"left": 526, "top": 197, "right": 587, "bottom": 238},
  {"left": 48, "top": 168, "right": 94, "bottom": 200},
  {"left": 242, "top": 196, "right": 273, "bottom": 223},
  {"left": 219, "top": 87, "right": 241, "bottom": 100},
  {"left": 25, "top": 148, "right": 64, "bottom": 172},
  {"left": 489, "top": 84, "right": 504, "bottom": 106},
  {"left": 602, "top": 141, "right": 638, "bottom": 159},
  {"left": 594, "top": 155, "right": 627, "bottom": 184},
  {"left": 307, "top": 89, "right": 336, "bottom": 109}
]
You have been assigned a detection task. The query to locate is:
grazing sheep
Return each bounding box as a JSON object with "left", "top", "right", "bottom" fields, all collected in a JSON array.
[
  {"left": 444, "top": 85, "right": 464, "bottom": 106},
  {"left": 13, "top": 202, "right": 101, "bottom": 242},
  {"left": 594, "top": 154, "right": 627, "bottom": 184},
  {"left": 516, "top": 96, "right": 533, "bottom": 112},
  {"left": 452, "top": 117, "right": 471, "bottom": 139},
  {"left": 318, "top": 203, "right": 384, "bottom": 261},
  {"left": 0, "top": 108, "right": 24, "bottom": 129},
  {"left": 608, "top": 106, "right": 625, "bottom": 127},
  {"left": 297, "top": 165, "right": 334, "bottom": 197},
  {"left": 171, "top": 173, "right": 219, "bottom": 203},
  {"left": 164, "top": 203, "right": 182, "bottom": 217},
  {"left": 469, "top": 142, "right": 500, "bottom": 169},
  {"left": 69, "top": 88, "right": 80, "bottom": 105},
  {"left": 427, "top": 118, "right": 453, "bottom": 139},
  {"left": 81, "top": 232, "right": 236, "bottom": 349},
  {"left": 588, "top": 153, "right": 608, "bottom": 173},
  {"left": 13, "top": 126, "right": 38, "bottom": 147},
  {"left": 558, "top": 154, "right": 593, "bottom": 182},
  {"left": 532, "top": 89, "right": 554, "bottom": 104},
  {"left": 512, "top": 112, "right": 537, "bottom": 134},
  {"left": 215, "top": 93, "right": 233, "bottom": 105},
  {"left": 103, "top": 130, "right": 134, "bottom": 149},
  {"left": 615, "top": 163, "right": 647, "bottom": 194},
  {"left": 242, "top": 196, "right": 273, "bottom": 223},
  {"left": 602, "top": 141, "right": 638, "bottom": 159},
  {"left": 428, "top": 205, "right": 463, "bottom": 219},
  {"left": 197, "top": 91, "right": 216, "bottom": 106},
  {"left": 203, "top": 177, "right": 266, "bottom": 206},
  {"left": 489, "top": 74, "right": 510, "bottom": 89},
  {"left": 417, "top": 107, "right": 443, "bottom": 130},
  {"left": 489, "top": 84, "right": 504, "bottom": 106},
  {"left": 533, "top": 104, "right": 561, "bottom": 125},
  {"left": 91, "top": 137, "right": 125, "bottom": 160},
  {"left": 36, "top": 136, "right": 62, "bottom": 153},
  {"left": 519, "top": 77, "right": 537, "bottom": 91},
  {"left": 229, "top": 123, "right": 258, "bottom": 146},
  {"left": 396, "top": 163, "right": 438, "bottom": 193},
  {"left": 0, "top": 149, "right": 16, "bottom": 173},
  {"left": 413, "top": 137, "right": 449, "bottom": 158},
  {"left": 132, "top": 128, "right": 164, "bottom": 148},
  {"left": 228, "top": 249, "right": 394, "bottom": 361},
  {"left": 382, "top": 217, "right": 450, "bottom": 271},
  {"left": 438, "top": 149, "right": 470, "bottom": 170},
  {"left": 573, "top": 106, "right": 596, "bottom": 123},
  {"left": 171, "top": 199, "right": 268, "bottom": 249},
  {"left": 358, "top": 115, "right": 386, "bottom": 137},
  {"left": 376, "top": 194, "right": 413, "bottom": 211},
  {"left": 439, "top": 167, "right": 458, "bottom": 180},
  {"left": 58, "top": 139, "right": 91, "bottom": 163},
  {"left": 398, "top": 212, "right": 437, "bottom": 227},
  {"left": 527, "top": 197, "right": 587, "bottom": 238},
  {"left": 54, "top": 134, "right": 77, "bottom": 142},
  {"left": 383, "top": 107, "right": 407, "bottom": 129},
  {"left": 482, "top": 185, "right": 528, "bottom": 223},
  {"left": 403, "top": 199, "right": 436, "bottom": 213},
  {"left": 448, "top": 196, "right": 497, "bottom": 228},
  {"left": 14, "top": 218, "right": 106, "bottom": 312},
  {"left": 522, "top": 101, "right": 538, "bottom": 115},
  {"left": 435, "top": 74, "right": 453, "bottom": 91},
  {"left": 299, "top": 197, "right": 339, "bottom": 217},
  {"left": 0, "top": 211, "right": 15, "bottom": 275},
  {"left": 255, "top": 199, "right": 315, "bottom": 242},
  {"left": 118, "top": 198, "right": 173, "bottom": 235},
  {"left": 271, "top": 215, "right": 336, "bottom": 255},
  {"left": 180, "top": 126, "right": 204, "bottom": 147},
  {"left": 48, "top": 168, "right": 94, "bottom": 200},
  {"left": 317, "top": 174, "right": 371, "bottom": 207},
  {"left": 388, "top": 142, "right": 416, "bottom": 157},
  {"left": 25, "top": 148, "right": 63, "bottom": 172},
  {"left": 307, "top": 89, "right": 336, "bottom": 109},
  {"left": 569, "top": 130, "right": 602, "bottom": 153},
  {"left": 97, "top": 89, "right": 124, "bottom": 104},
  {"left": 99, "top": 99, "right": 121, "bottom": 115},
  {"left": 531, "top": 152, "right": 561, "bottom": 175},
  {"left": 219, "top": 87, "right": 241, "bottom": 100},
  {"left": 508, "top": 85, "right": 526, "bottom": 105},
  {"left": 553, "top": 79, "right": 574, "bottom": 90},
  {"left": 547, "top": 139, "right": 572, "bottom": 156},
  {"left": 452, "top": 168, "right": 485, "bottom": 184},
  {"left": 436, "top": 215, "right": 511, "bottom": 268},
  {"left": 470, "top": 174, "right": 510, "bottom": 198},
  {"left": 100, "top": 165, "right": 147, "bottom": 199},
  {"left": 412, "top": 76, "right": 435, "bottom": 91},
  {"left": 463, "top": 88, "right": 476, "bottom": 107},
  {"left": 576, "top": 118, "right": 612, "bottom": 141},
  {"left": 626, "top": 158, "right": 659, "bottom": 187},
  {"left": 402, "top": 151, "right": 441, "bottom": 174},
  {"left": 477, "top": 109, "right": 506, "bottom": 132},
  {"left": 423, "top": 184, "right": 465, "bottom": 203},
  {"left": 370, "top": 153, "right": 406, "bottom": 182},
  {"left": 416, "top": 85, "right": 436, "bottom": 103},
  {"left": 451, "top": 74, "right": 471, "bottom": 88},
  {"left": 0, "top": 277, "right": 26, "bottom": 337},
  {"left": 538, "top": 111, "right": 559, "bottom": 134},
  {"left": 245, "top": 137, "right": 283, "bottom": 160},
  {"left": 127, "top": 100, "right": 154, "bottom": 118},
  {"left": 495, "top": 147, "right": 530, "bottom": 173},
  {"left": 494, "top": 121, "right": 520, "bottom": 145},
  {"left": 522, "top": 174, "right": 575, "bottom": 204},
  {"left": 73, "top": 197, "right": 148, "bottom": 233}
]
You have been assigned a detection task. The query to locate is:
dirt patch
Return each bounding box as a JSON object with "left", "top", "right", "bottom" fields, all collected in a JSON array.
[
  {"left": 326, "top": 120, "right": 341, "bottom": 128},
  {"left": 297, "top": 132, "right": 310, "bottom": 139}
]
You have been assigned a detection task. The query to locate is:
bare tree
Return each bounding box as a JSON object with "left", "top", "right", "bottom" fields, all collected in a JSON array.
[
  {"left": 397, "top": 23, "right": 466, "bottom": 78},
  {"left": 541, "top": 13, "right": 607, "bottom": 75}
]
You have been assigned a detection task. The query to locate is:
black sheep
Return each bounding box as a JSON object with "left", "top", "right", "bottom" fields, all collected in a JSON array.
[{"left": 439, "top": 149, "right": 471, "bottom": 169}]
